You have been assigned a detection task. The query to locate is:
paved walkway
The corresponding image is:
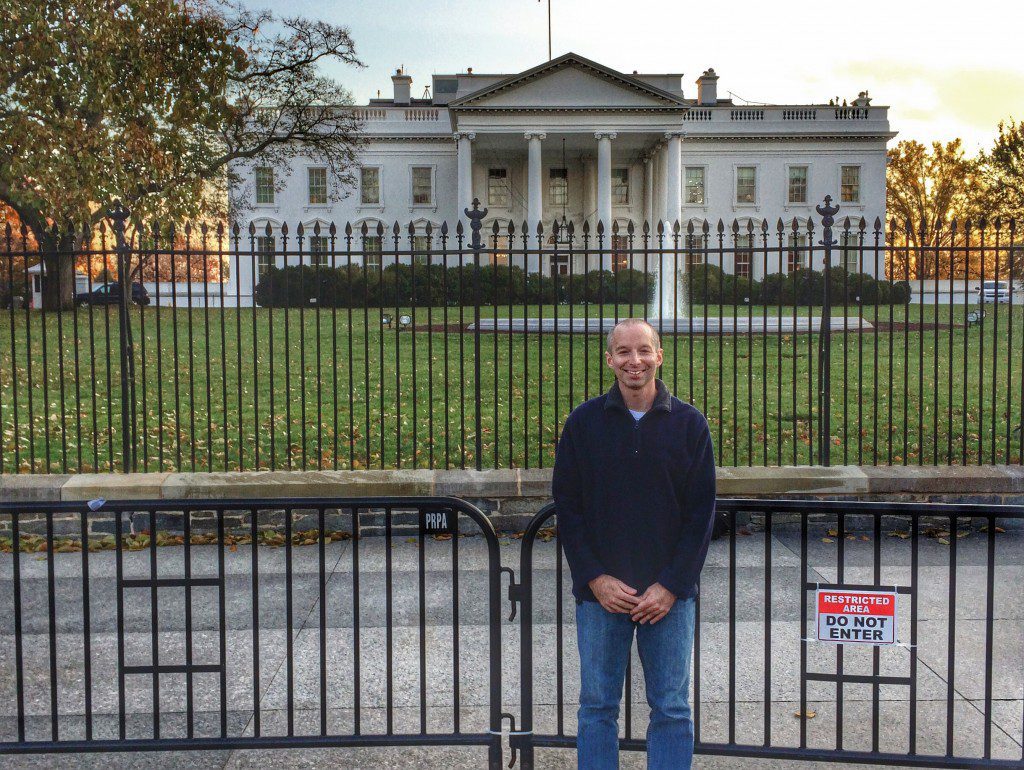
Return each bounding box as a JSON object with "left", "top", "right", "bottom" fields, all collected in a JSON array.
[{"left": 1, "top": 517, "right": 1020, "bottom": 768}]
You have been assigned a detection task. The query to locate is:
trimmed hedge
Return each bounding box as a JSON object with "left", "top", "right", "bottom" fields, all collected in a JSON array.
[
  {"left": 255, "top": 264, "right": 655, "bottom": 308},
  {"left": 254, "top": 262, "right": 910, "bottom": 308},
  {"left": 688, "top": 263, "right": 910, "bottom": 306}
]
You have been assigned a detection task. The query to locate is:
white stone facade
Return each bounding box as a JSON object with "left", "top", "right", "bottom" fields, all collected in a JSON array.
[{"left": 229, "top": 53, "right": 894, "bottom": 302}]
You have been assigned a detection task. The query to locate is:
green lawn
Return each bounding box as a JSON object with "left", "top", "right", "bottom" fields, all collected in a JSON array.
[{"left": 0, "top": 302, "right": 1021, "bottom": 472}]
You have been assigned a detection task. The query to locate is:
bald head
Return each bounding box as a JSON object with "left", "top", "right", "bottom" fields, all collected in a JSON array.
[{"left": 606, "top": 318, "right": 661, "bottom": 355}]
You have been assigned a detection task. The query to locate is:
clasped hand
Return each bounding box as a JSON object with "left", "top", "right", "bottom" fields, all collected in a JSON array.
[{"left": 587, "top": 575, "right": 676, "bottom": 624}]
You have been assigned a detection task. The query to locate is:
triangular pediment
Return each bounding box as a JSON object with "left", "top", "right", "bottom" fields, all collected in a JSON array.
[{"left": 450, "top": 53, "right": 685, "bottom": 110}]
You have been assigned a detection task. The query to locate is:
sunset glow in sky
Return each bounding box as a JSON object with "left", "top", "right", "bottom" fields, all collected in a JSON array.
[{"left": 248, "top": 0, "right": 1024, "bottom": 152}]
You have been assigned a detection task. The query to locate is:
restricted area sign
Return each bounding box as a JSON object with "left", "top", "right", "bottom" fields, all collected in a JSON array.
[{"left": 816, "top": 588, "right": 897, "bottom": 645}]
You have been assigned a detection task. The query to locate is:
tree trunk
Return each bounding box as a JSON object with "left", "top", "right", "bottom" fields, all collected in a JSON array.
[{"left": 41, "top": 233, "right": 75, "bottom": 310}]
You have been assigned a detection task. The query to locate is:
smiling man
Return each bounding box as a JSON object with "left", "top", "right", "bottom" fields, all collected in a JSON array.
[{"left": 552, "top": 318, "right": 716, "bottom": 770}]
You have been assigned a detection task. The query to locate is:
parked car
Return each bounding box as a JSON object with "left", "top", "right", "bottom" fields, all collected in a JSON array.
[
  {"left": 75, "top": 282, "right": 150, "bottom": 306},
  {"left": 976, "top": 280, "right": 1013, "bottom": 304}
]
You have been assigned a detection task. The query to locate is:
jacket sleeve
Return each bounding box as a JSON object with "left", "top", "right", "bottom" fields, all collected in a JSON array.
[
  {"left": 655, "top": 418, "right": 716, "bottom": 599},
  {"left": 552, "top": 414, "right": 605, "bottom": 587}
]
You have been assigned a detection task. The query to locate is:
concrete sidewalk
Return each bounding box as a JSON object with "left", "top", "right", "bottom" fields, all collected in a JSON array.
[{"left": 0, "top": 519, "right": 1020, "bottom": 768}]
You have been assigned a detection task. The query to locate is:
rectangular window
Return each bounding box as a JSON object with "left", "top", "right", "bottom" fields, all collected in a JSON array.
[
  {"left": 360, "top": 167, "right": 380, "bottom": 205},
  {"left": 412, "top": 235, "right": 430, "bottom": 264},
  {"left": 841, "top": 165, "right": 860, "bottom": 203},
  {"left": 736, "top": 166, "right": 756, "bottom": 204},
  {"left": 787, "top": 235, "right": 806, "bottom": 273},
  {"left": 412, "top": 166, "right": 433, "bottom": 205},
  {"left": 549, "top": 168, "right": 568, "bottom": 206},
  {"left": 734, "top": 235, "right": 752, "bottom": 279},
  {"left": 309, "top": 235, "right": 329, "bottom": 266},
  {"left": 685, "top": 167, "right": 705, "bottom": 205},
  {"left": 612, "top": 168, "right": 629, "bottom": 205},
  {"left": 256, "top": 236, "right": 276, "bottom": 280},
  {"left": 364, "top": 236, "right": 382, "bottom": 271},
  {"left": 255, "top": 167, "right": 274, "bottom": 205},
  {"left": 841, "top": 233, "right": 860, "bottom": 274},
  {"left": 788, "top": 166, "right": 808, "bottom": 204},
  {"left": 488, "top": 168, "right": 509, "bottom": 208},
  {"left": 308, "top": 167, "right": 328, "bottom": 205}
]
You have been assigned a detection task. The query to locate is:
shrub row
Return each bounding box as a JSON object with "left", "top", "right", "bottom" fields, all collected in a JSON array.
[
  {"left": 254, "top": 263, "right": 911, "bottom": 308},
  {"left": 687, "top": 264, "right": 911, "bottom": 306},
  {"left": 254, "top": 264, "right": 655, "bottom": 307}
]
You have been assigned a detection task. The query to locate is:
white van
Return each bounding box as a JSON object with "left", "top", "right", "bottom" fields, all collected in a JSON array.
[{"left": 978, "top": 280, "right": 1013, "bottom": 304}]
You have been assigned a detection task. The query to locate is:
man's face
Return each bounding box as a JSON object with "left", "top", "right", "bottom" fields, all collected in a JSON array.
[{"left": 605, "top": 324, "right": 663, "bottom": 392}]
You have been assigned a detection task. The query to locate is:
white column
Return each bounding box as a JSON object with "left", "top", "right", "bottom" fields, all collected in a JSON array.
[
  {"left": 524, "top": 131, "right": 546, "bottom": 232},
  {"left": 643, "top": 154, "right": 654, "bottom": 231},
  {"left": 455, "top": 131, "right": 476, "bottom": 219},
  {"left": 524, "top": 132, "right": 546, "bottom": 273},
  {"left": 665, "top": 132, "right": 682, "bottom": 231},
  {"left": 595, "top": 131, "right": 616, "bottom": 270},
  {"left": 656, "top": 144, "right": 669, "bottom": 230},
  {"left": 583, "top": 159, "right": 596, "bottom": 228}
]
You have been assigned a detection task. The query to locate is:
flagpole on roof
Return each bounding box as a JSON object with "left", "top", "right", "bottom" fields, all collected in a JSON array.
[{"left": 539, "top": 0, "right": 551, "bottom": 60}]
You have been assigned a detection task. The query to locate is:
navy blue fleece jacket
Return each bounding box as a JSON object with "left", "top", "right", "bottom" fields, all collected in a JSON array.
[{"left": 552, "top": 379, "right": 716, "bottom": 603}]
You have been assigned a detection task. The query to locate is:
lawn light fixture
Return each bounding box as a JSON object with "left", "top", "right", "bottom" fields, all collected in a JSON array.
[
  {"left": 399, "top": 314, "right": 412, "bottom": 329},
  {"left": 382, "top": 312, "right": 392, "bottom": 327}
]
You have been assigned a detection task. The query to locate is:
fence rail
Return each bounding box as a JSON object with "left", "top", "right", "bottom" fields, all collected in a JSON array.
[{"left": 1, "top": 202, "right": 1021, "bottom": 473}]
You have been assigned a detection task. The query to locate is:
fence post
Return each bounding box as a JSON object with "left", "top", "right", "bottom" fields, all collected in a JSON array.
[
  {"left": 108, "top": 201, "right": 137, "bottom": 472},
  {"left": 466, "top": 198, "right": 488, "bottom": 470},
  {"left": 816, "top": 196, "right": 839, "bottom": 467}
]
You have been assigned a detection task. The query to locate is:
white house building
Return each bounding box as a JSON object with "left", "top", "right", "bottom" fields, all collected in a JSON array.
[{"left": 230, "top": 53, "right": 894, "bottom": 304}]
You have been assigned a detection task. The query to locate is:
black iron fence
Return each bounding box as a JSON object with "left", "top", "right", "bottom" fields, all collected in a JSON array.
[
  {"left": 1, "top": 496, "right": 1021, "bottom": 768},
  {"left": 1, "top": 200, "right": 1022, "bottom": 473}
]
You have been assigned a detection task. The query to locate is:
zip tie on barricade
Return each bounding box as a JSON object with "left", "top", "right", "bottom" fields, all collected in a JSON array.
[{"left": 488, "top": 728, "right": 534, "bottom": 735}]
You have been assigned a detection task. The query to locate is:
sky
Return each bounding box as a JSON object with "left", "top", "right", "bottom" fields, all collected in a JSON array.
[{"left": 244, "top": 0, "right": 1024, "bottom": 153}]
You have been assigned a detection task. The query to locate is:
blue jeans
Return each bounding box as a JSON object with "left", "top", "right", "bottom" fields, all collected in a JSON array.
[{"left": 576, "top": 597, "right": 695, "bottom": 770}]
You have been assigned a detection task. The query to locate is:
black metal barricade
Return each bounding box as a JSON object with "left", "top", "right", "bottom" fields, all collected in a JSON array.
[
  {"left": 511, "top": 499, "right": 1024, "bottom": 769},
  {"left": 0, "top": 496, "right": 505, "bottom": 768},
  {"left": 2, "top": 496, "right": 1022, "bottom": 767}
]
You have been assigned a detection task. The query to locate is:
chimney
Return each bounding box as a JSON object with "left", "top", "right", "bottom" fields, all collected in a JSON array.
[
  {"left": 696, "top": 68, "right": 719, "bottom": 106},
  {"left": 392, "top": 66, "right": 412, "bottom": 105}
]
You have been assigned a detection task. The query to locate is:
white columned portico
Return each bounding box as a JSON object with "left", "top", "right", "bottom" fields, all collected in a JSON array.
[
  {"left": 455, "top": 132, "right": 476, "bottom": 218},
  {"left": 665, "top": 132, "right": 682, "bottom": 230},
  {"left": 595, "top": 131, "right": 616, "bottom": 270},
  {"left": 524, "top": 131, "right": 546, "bottom": 273}
]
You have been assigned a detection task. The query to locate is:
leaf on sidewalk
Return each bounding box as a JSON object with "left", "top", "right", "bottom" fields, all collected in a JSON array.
[{"left": 794, "top": 709, "right": 816, "bottom": 719}]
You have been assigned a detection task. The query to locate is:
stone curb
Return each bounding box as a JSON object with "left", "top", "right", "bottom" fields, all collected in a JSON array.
[{"left": 2, "top": 465, "right": 1022, "bottom": 503}]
